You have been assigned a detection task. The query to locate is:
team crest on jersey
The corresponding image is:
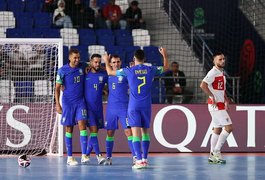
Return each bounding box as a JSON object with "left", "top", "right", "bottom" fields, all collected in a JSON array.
[
  {"left": 118, "top": 76, "right": 123, "bottom": 83},
  {"left": 99, "top": 76, "right": 103, "bottom": 83},
  {"left": 79, "top": 69, "right": 83, "bottom": 75},
  {"left": 62, "top": 117, "right": 66, "bottom": 123}
]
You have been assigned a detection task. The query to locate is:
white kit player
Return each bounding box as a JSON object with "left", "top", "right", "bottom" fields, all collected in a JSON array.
[{"left": 200, "top": 52, "right": 233, "bottom": 164}]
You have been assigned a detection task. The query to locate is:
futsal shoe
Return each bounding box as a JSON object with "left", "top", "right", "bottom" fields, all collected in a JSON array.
[
  {"left": 97, "top": 154, "right": 106, "bottom": 165},
  {"left": 132, "top": 156, "right": 137, "bottom": 165},
  {"left": 104, "top": 157, "right": 112, "bottom": 165},
  {"left": 142, "top": 159, "right": 148, "bottom": 168},
  {"left": 208, "top": 152, "right": 216, "bottom": 164},
  {"left": 67, "top": 157, "right": 78, "bottom": 166},
  {"left": 132, "top": 160, "right": 145, "bottom": 169},
  {"left": 213, "top": 151, "right": 226, "bottom": 164},
  {"left": 81, "top": 155, "right": 90, "bottom": 164}
]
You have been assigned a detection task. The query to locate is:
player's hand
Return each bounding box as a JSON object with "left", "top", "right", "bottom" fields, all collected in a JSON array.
[
  {"left": 103, "top": 53, "right": 111, "bottom": 64},
  {"left": 210, "top": 96, "right": 217, "bottom": 108},
  {"left": 56, "top": 104, "right": 62, "bottom": 114},
  {"left": 85, "top": 65, "right": 92, "bottom": 74},
  {"left": 159, "top": 47, "right": 167, "bottom": 57},
  {"left": 60, "top": 85, "right": 65, "bottom": 91}
]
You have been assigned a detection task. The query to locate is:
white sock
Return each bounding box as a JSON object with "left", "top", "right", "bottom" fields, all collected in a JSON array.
[
  {"left": 214, "top": 130, "right": 230, "bottom": 152},
  {"left": 210, "top": 132, "right": 219, "bottom": 153}
]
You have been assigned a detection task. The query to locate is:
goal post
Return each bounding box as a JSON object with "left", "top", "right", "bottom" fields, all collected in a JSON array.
[{"left": 0, "top": 38, "right": 64, "bottom": 156}]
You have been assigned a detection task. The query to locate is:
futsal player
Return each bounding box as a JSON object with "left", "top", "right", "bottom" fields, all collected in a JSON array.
[
  {"left": 55, "top": 49, "right": 89, "bottom": 165},
  {"left": 200, "top": 52, "right": 233, "bottom": 164},
  {"left": 84, "top": 53, "right": 108, "bottom": 164},
  {"left": 103, "top": 55, "right": 136, "bottom": 165},
  {"left": 104, "top": 48, "right": 169, "bottom": 169}
]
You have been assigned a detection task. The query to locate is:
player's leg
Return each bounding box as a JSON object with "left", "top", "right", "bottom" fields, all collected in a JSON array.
[
  {"left": 65, "top": 126, "right": 78, "bottom": 166},
  {"left": 76, "top": 102, "right": 89, "bottom": 164},
  {"left": 141, "top": 128, "right": 150, "bottom": 167},
  {"left": 208, "top": 127, "right": 221, "bottom": 164},
  {"left": 105, "top": 130, "right": 115, "bottom": 165},
  {"left": 124, "top": 128, "right": 136, "bottom": 164},
  {"left": 140, "top": 108, "right": 151, "bottom": 167},
  {"left": 212, "top": 110, "right": 233, "bottom": 164},
  {"left": 61, "top": 104, "right": 78, "bottom": 166}
]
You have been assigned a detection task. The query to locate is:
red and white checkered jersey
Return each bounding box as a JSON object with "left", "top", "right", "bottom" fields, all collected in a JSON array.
[{"left": 203, "top": 66, "right": 226, "bottom": 110}]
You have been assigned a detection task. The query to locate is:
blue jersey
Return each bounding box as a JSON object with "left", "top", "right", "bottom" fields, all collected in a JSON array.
[
  {"left": 84, "top": 70, "right": 108, "bottom": 111},
  {"left": 108, "top": 75, "right": 129, "bottom": 107},
  {"left": 56, "top": 63, "right": 86, "bottom": 104},
  {"left": 116, "top": 64, "right": 163, "bottom": 109}
]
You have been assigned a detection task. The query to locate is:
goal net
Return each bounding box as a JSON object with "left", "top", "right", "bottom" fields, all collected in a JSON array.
[{"left": 0, "top": 38, "right": 63, "bottom": 156}]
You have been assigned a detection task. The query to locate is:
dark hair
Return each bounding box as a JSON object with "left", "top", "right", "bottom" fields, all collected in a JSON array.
[
  {"left": 90, "top": 53, "right": 101, "bottom": 60},
  {"left": 69, "top": 48, "right": 79, "bottom": 55},
  {"left": 110, "top": 54, "right": 121, "bottom": 63},
  {"left": 171, "top": 61, "right": 179, "bottom": 66},
  {"left": 131, "top": 0, "right": 138, "bottom": 6},
  {"left": 213, "top": 51, "right": 224, "bottom": 59},
  {"left": 134, "top": 49, "right": 145, "bottom": 62}
]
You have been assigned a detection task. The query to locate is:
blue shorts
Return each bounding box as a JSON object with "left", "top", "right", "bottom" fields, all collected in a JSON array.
[
  {"left": 87, "top": 109, "right": 105, "bottom": 129},
  {"left": 61, "top": 99, "right": 88, "bottom": 126},
  {"left": 105, "top": 105, "right": 129, "bottom": 130},
  {"left": 127, "top": 108, "right": 151, "bottom": 128}
]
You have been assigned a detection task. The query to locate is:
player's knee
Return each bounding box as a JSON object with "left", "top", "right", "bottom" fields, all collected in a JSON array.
[
  {"left": 124, "top": 129, "right": 132, "bottom": 137},
  {"left": 225, "top": 125, "right": 233, "bottom": 133}
]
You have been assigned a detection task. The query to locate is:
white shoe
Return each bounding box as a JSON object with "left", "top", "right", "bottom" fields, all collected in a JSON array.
[
  {"left": 132, "top": 156, "right": 137, "bottom": 165},
  {"left": 96, "top": 154, "right": 106, "bottom": 165},
  {"left": 67, "top": 157, "right": 78, "bottom": 166},
  {"left": 132, "top": 160, "right": 144, "bottom": 169},
  {"left": 104, "top": 157, "right": 112, "bottom": 165},
  {"left": 81, "top": 155, "right": 90, "bottom": 164},
  {"left": 213, "top": 151, "right": 226, "bottom": 164},
  {"left": 142, "top": 159, "right": 148, "bottom": 168}
]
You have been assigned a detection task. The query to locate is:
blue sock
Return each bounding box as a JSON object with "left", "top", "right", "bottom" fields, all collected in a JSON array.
[
  {"left": 106, "top": 136, "right": 114, "bottom": 158},
  {"left": 132, "top": 136, "right": 142, "bottom": 160},
  {"left": 128, "top": 136, "right": 136, "bottom": 157},
  {"left": 86, "top": 137, "right": 93, "bottom": 156},
  {"left": 142, "top": 134, "right": 150, "bottom": 159},
  {"left": 89, "top": 133, "right": 101, "bottom": 155},
  {"left": 65, "top": 132, "right": 72, "bottom": 156},
  {"left": 80, "top": 130, "right": 88, "bottom": 155}
]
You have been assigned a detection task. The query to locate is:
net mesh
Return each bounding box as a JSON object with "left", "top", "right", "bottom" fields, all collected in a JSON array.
[{"left": 0, "top": 40, "right": 60, "bottom": 156}]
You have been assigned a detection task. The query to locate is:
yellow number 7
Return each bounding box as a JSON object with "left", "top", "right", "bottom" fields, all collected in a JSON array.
[{"left": 137, "top": 76, "right": 146, "bottom": 94}]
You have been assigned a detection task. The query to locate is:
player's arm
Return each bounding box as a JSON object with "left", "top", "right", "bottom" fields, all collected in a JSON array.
[
  {"left": 200, "top": 80, "right": 215, "bottom": 104},
  {"left": 55, "top": 73, "right": 63, "bottom": 114},
  {"left": 103, "top": 53, "right": 116, "bottom": 76},
  {"left": 55, "top": 83, "right": 62, "bottom": 114},
  {"left": 159, "top": 47, "right": 169, "bottom": 72}
]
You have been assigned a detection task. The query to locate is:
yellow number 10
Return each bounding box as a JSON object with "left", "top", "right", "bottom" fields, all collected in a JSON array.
[{"left": 137, "top": 76, "right": 146, "bottom": 94}]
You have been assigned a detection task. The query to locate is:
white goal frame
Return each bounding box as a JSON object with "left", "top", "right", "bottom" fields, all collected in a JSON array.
[{"left": 0, "top": 38, "right": 64, "bottom": 156}]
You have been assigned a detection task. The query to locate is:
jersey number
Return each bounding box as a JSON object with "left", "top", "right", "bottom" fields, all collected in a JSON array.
[
  {"left": 137, "top": 76, "right": 146, "bottom": 94},
  {"left": 112, "top": 83, "right": 116, "bottom": 90},
  {"left": 81, "top": 109, "right": 87, "bottom": 116},
  {"left": 94, "top": 84, "right": 98, "bottom": 90},
  {"left": 74, "top": 76, "right": 80, "bottom": 83},
  {"left": 218, "top": 82, "right": 223, "bottom": 89}
]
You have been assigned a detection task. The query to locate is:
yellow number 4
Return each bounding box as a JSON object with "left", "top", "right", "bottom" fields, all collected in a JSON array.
[{"left": 137, "top": 76, "right": 146, "bottom": 94}]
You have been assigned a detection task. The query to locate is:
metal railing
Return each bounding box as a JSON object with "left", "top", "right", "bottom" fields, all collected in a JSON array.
[{"left": 153, "top": 76, "right": 240, "bottom": 104}]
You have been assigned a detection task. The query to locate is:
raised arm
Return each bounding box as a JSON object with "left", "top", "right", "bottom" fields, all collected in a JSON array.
[
  {"left": 103, "top": 53, "right": 117, "bottom": 76},
  {"left": 159, "top": 47, "right": 169, "bottom": 72}
]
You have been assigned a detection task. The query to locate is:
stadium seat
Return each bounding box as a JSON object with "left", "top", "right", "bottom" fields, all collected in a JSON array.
[
  {"left": 42, "top": 28, "right": 60, "bottom": 38},
  {"left": 60, "top": 28, "right": 79, "bottom": 47},
  {"left": 15, "top": 13, "right": 34, "bottom": 28},
  {"left": 143, "top": 46, "right": 162, "bottom": 66},
  {"left": 63, "top": 46, "right": 69, "bottom": 65},
  {"left": 97, "top": 0, "right": 109, "bottom": 8},
  {"left": 124, "top": 46, "right": 141, "bottom": 63},
  {"left": 95, "top": 29, "right": 113, "bottom": 37},
  {"left": 133, "top": 35, "right": 150, "bottom": 47},
  {"left": 34, "top": 80, "right": 53, "bottom": 102},
  {"left": 0, "top": 1, "right": 7, "bottom": 11},
  {"left": 6, "top": 28, "right": 24, "bottom": 38},
  {"left": 0, "top": 80, "right": 15, "bottom": 103},
  {"left": 97, "top": 34, "right": 115, "bottom": 46},
  {"left": 24, "top": 28, "right": 42, "bottom": 38},
  {"left": 78, "top": 29, "right": 96, "bottom": 46},
  {"left": 88, "top": 45, "right": 105, "bottom": 60},
  {"left": 106, "top": 45, "right": 126, "bottom": 61},
  {"left": 25, "top": 0, "right": 42, "bottom": 12},
  {"left": 0, "top": 11, "right": 16, "bottom": 29},
  {"left": 132, "top": 29, "right": 149, "bottom": 36},
  {"left": 7, "top": 0, "right": 25, "bottom": 12},
  {"left": 34, "top": 12, "right": 52, "bottom": 28},
  {"left": 14, "top": 81, "right": 34, "bottom": 103},
  {"left": 71, "top": 45, "right": 89, "bottom": 62}
]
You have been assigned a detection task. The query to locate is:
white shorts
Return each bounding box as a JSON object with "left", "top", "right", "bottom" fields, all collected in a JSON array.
[{"left": 209, "top": 110, "right": 232, "bottom": 128}]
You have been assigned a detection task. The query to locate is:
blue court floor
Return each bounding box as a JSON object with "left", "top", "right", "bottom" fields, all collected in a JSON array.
[{"left": 0, "top": 153, "right": 264, "bottom": 180}]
